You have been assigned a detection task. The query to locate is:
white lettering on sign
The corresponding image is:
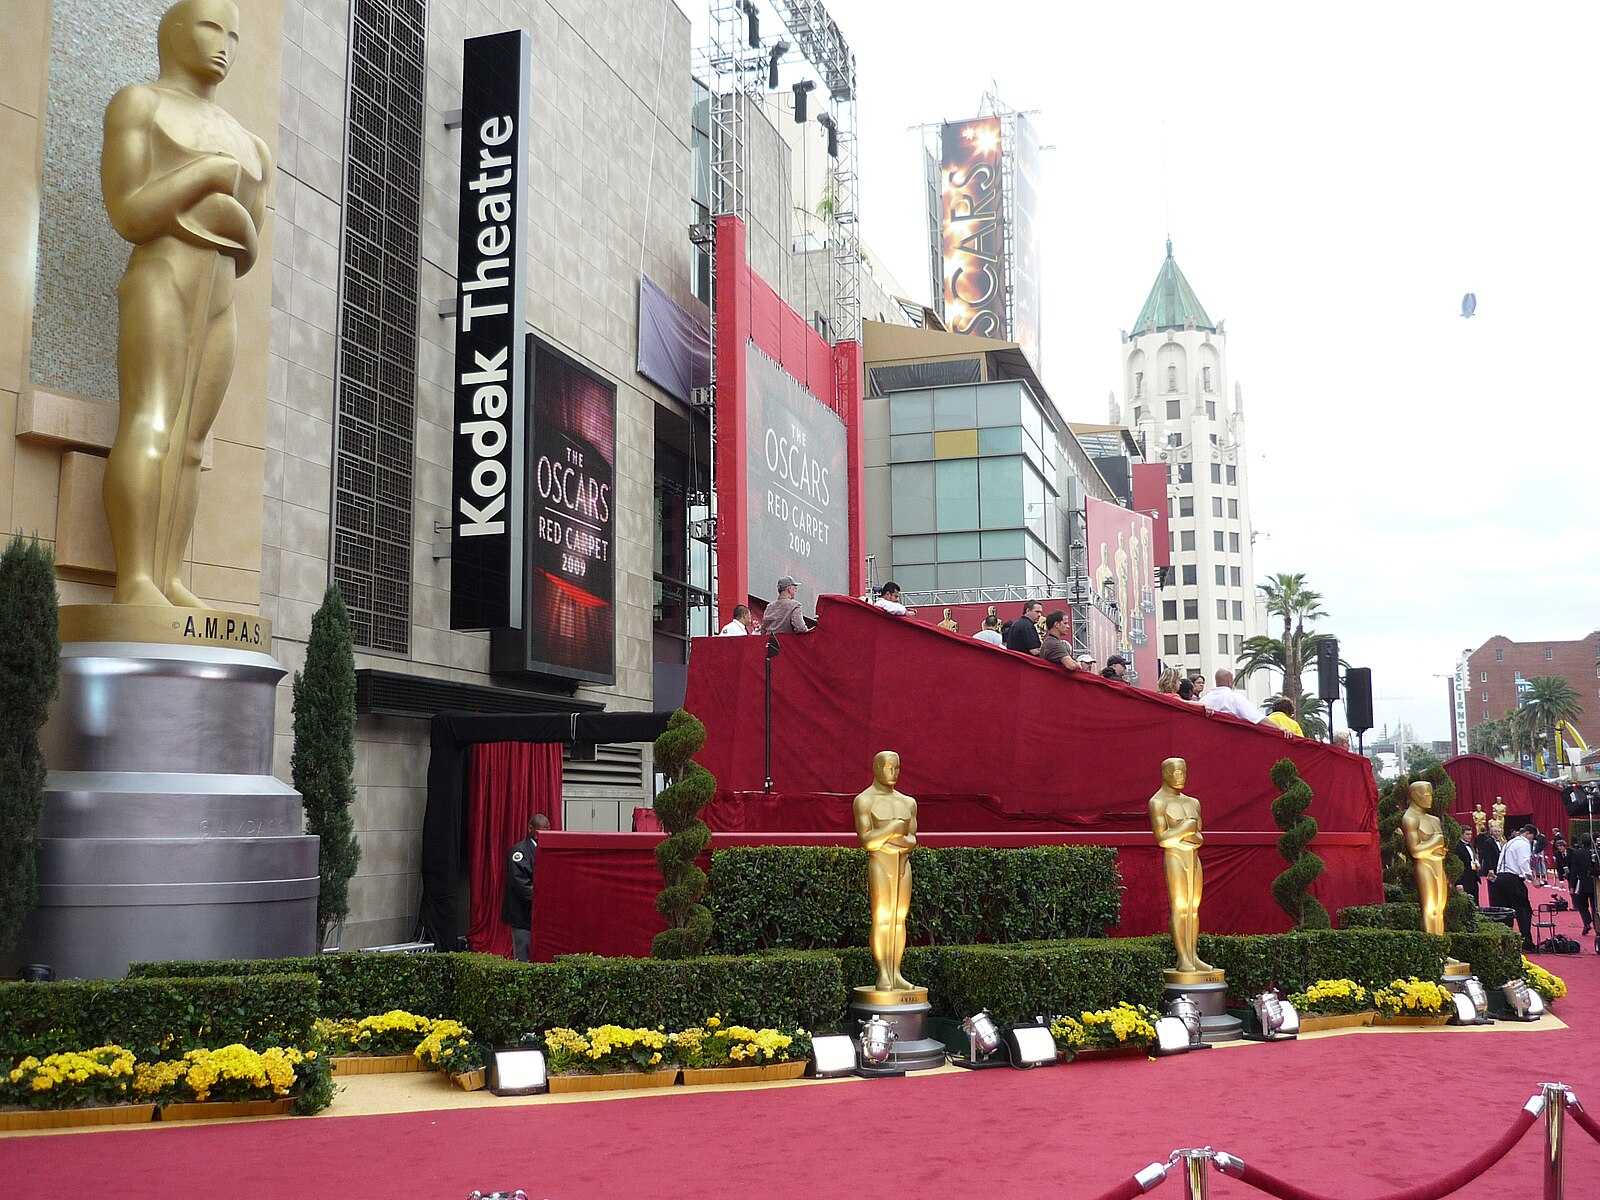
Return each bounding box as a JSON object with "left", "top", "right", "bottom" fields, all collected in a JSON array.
[{"left": 457, "top": 344, "right": 510, "bottom": 536}]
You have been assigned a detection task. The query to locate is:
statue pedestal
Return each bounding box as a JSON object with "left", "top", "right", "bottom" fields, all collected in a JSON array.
[
  {"left": 1163, "top": 969, "right": 1243, "bottom": 1044},
  {"left": 1442, "top": 960, "right": 1473, "bottom": 984},
  {"left": 17, "top": 637, "right": 318, "bottom": 979},
  {"left": 849, "top": 986, "right": 947, "bottom": 1072}
]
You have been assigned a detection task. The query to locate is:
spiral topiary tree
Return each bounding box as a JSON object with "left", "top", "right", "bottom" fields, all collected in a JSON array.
[
  {"left": 0, "top": 535, "right": 59, "bottom": 956},
  {"left": 1380, "top": 764, "right": 1473, "bottom": 930},
  {"left": 1378, "top": 776, "right": 1410, "bottom": 901},
  {"left": 651, "top": 708, "right": 715, "bottom": 958},
  {"left": 1269, "top": 757, "right": 1329, "bottom": 927}
]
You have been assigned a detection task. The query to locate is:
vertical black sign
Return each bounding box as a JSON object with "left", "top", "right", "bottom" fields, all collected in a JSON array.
[{"left": 450, "top": 30, "right": 531, "bottom": 630}]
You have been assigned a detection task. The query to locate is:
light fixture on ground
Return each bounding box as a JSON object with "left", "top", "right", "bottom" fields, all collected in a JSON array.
[
  {"left": 1501, "top": 979, "right": 1546, "bottom": 1021},
  {"left": 767, "top": 40, "right": 788, "bottom": 89},
  {"left": 809, "top": 1034, "right": 857, "bottom": 1078},
  {"left": 1451, "top": 976, "right": 1492, "bottom": 1025},
  {"left": 1152, "top": 1016, "right": 1193, "bottom": 1056},
  {"left": 1165, "top": 994, "right": 1208, "bottom": 1050},
  {"left": 467, "top": 1192, "right": 527, "bottom": 1199},
  {"left": 950, "top": 1009, "right": 1008, "bottom": 1069},
  {"left": 856, "top": 1013, "right": 901, "bottom": 1075},
  {"left": 488, "top": 1048, "right": 547, "bottom": 1096},
  {"left": 1005, "top": 1022, "right": 1058, "bottom": 1068},
  {"left": 1248, "top": 991, "right": 1299, "bottom": 1041}
]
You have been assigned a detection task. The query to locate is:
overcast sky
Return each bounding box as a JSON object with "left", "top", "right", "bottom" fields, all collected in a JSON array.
[{"left": 693, "top": 1, "right": 1600, "bottom": 740}]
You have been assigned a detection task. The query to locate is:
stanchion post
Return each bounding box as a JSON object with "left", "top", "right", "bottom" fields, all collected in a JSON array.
[
  {"left": 1542, "top": 1081, "right": 1567, "bottom": 1200},
  {"left": 1180, "top": 1150, "right": 1209, "bottom": 1200}
]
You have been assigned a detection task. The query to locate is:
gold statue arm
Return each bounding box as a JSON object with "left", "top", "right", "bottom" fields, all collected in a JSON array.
[
  {"left": 101, "top": 86, "right": 242, "bottom": 244},
  {"left": 854, "top": 801, "right": 912, "bottom": 853},
  {"left": 234, "top": 133, "right": 274, "bottom": 276},
  {"left": 1149, "top": 800, "right": 1199, "bottom": 840},
  {"left": 1402, "top": 813, "right": 1445, "bottom": 857}
]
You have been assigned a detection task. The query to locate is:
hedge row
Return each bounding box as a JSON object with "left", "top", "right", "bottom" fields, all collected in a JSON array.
[
  {"left": 1194, "top": 929, "right": 1450, "bottom": 999},
  {"left": 0, "top": 972, "right": 319, "bottom": 1060},
  {"left": 128, "top": 953, "right": 462, "bottom": 1018},
  {"left": 1447, "top": 927, "right": 1524, "bottom": 992},
  {"left": 1339, "top": 901, "right": 1477, "bottom": 934},
  {"left": 707, "top": 845, "right": 1122, "bottom": 953}
]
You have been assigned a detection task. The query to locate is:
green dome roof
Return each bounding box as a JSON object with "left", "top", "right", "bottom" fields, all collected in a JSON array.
[{"left": 1131, "top": 240, "right": 1215, "bottom": 336}]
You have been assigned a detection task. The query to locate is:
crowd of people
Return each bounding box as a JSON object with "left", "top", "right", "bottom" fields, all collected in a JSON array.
[{"left": 1464, "top": 819, "right": 1599, "bottom": 950}]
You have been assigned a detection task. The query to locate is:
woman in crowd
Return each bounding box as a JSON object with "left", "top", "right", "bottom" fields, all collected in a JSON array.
[{"left": 1157, "top": 667, "right": 1183, "bottom": 695}]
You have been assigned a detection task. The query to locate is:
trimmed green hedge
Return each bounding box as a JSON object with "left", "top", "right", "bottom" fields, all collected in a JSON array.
[
  {"left": 1339, "top": 900, "right": 1476, "bottom": 934},
  {"left": 707, "top": 845, "right": 1122, "bottom": 952},
  {"left": 1448, "top": 927, "right": 1524, "bottom": 992},
  {"left": 1194, "top": 929, "right": 1449, "bottom": 999},
  {"left": 0, "top": 972, "right": 319, "bottom": 1060},
  {"left": 455, "top": 951, "right": 847, "bottom": 1044},
  {"left": 128, "top": 952, "right": 464, "bottom": 1018}
]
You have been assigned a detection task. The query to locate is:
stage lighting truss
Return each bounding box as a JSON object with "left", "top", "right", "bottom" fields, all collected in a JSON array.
[
  {"left": 489, "top": 1049, "right": 548, "bottom": 1096},
  {"left": 810, "top": 1034, "right": 857, "bottom": 1078}
]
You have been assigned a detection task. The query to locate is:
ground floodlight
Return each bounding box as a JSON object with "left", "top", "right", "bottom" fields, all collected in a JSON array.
[
  {"left": 467, "top": 1192, "right": 527, "bottom": 1200},
  {"left": 1006, "top": 1024, "right": 1057, "bottom": 1068},
  {"left": 811, "top": 1034, "right": 857, "bottom": 1078},
  {"left": 489, "top": 1050, "right": 547, "bottom": 1096},
  {"left": 962, "top": 1010, "right": 1002, "bottom": 1057},
  {"left": 859, "top": 1015, "right": 897, "bottom": 1064},
  {"left": 1166, "top": 994, "right": 1205, "bottom": 1048},
  {"left": 1153, "top": 1016, "right": 1191, "bottom": 1056},
  {"left": 1463, "top": 977, "right": 1490, "bottom": 1020},
  {"left": 1502, "top": 979, "right": 1546, "bottom": 1021},
  {"left": 1250, "top": 992, "right": 1297, "bottom": 1041}
]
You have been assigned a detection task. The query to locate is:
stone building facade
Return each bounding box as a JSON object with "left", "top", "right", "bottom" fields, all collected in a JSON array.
[{"left": 1457, "top": 632, "right": 1600, "bottom": 750}]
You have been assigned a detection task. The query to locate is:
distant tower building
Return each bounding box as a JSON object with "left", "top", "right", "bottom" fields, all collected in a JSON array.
[{"left": 1119, "top": 241, "right": 1266, "bottom": 697}]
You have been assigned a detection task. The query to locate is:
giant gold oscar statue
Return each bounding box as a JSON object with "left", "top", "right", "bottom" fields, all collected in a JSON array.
[
  {"left": 1402, "top": 782, "right": 1470, "bottom": 977},
  {"left": 18, "top": 0, "right": 315, "bottom": 980},
  {"left": 61, "top": 0, "right": 272, "bottom": 648},
  {"left": 846, "top": 752, "right": 946, "bottom": 1071},
  {"left": 1149, "top": 758, "right": 1241, "bottom": 1041}
]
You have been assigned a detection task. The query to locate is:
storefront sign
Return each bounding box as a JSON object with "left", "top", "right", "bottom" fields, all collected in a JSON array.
[
  {"left": 746, "top": 345, "right": 848, "bottom": 612},
  {"left": 450, "top": 29, "right": 532, "bottom": 630}
]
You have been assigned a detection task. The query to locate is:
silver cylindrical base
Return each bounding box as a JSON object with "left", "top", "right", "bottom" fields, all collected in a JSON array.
[
  {"left": 1164, "top": 982, "right": 1244, "bottom": 1043},
  {"left": 848, "top": 998, "right": 948, "bottom": 1071},
  {"left": 17, "top": 642, "right": 319, "bottom": 979}
]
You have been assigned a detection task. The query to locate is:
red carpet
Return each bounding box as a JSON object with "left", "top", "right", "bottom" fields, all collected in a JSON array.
[{"left": 4, "top": 908, "right": 1597, "bottom": 1199}]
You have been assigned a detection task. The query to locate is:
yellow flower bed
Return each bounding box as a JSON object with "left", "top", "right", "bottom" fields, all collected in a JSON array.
[
  {"left": 134, "top": 1044, "right": 310, "bottom": 1103},
  {"left": 350, "top": 1010, "right": 434, "bottom": 1056},
  {"left": 1287, "top": 978, "right": 1371, "bottom": 1016},
  {"left": 5, "top": 1046, "right": 135, "bottom": 1109},
  {"left": 544, "top": 1025, "right": 670, "bottom": 1075},
  {"left": 1052, "top": 1003, "right": 1158, "bottom": 1052},
  {"left": 413, "top": 1020, "right": 485, "bottom": 1076},
  {"left": 671, "top": 1016, "right": 809, "bottom": 1069},
  {"left": 1522, "top": 958, "right": 1566, "bottom": 1003},
  {"left": 1373, "top": 977, "right": 1450, "bottom": 1017}
]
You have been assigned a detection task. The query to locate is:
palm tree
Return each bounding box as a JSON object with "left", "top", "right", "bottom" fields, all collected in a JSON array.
[
  {"left": 1520, "top": 676, "right": 1584, "bottom": 774},
  {"left": 1467, "top": 716, "right": 1508, "bottom": 758},
  {"left": 1292, "top": 692, "right": 1329, "bottom": 739},
  {"left": 1247, "top": 573, "right": 1328, "bottom": 723}
]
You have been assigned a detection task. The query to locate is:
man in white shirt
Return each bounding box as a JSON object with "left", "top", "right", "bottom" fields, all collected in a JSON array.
[
  {"left": 871, "top": 581, "right": 913, "bottom": 616},
  {"left": 1490, "top": 825, "right": 1536, "bottom": 949},
  {"left": 1200, "top": 668, "right": 1261, "bottom": 722},
  {"left": 973, "top": 615, "right": 1004, "bottom": 646},
  {"left": 719, "top": 605, "right": 751, "bottom": 636}
]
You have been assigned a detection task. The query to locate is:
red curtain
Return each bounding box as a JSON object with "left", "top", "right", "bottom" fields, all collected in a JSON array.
[
  {"left": 466, "top": 741, "right": 563, "bottom": 957},
  {"left": 1444, "top": 754, "right": 1568, "bottom": 836}
]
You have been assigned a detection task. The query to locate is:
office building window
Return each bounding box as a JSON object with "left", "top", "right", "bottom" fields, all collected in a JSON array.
[
  {"left": 1133, "top": 405, "right": 1143, "bottom": 423},
  {"left": 1232, "top": 600, "right": 1243, "bottom": 621},
  {"left": 1230, "top": 566, "right": 1242, "bottom": 585},
  {"left": 1184, "top": 599, "right": 1199, "bottom": 620},
  {"left": 1163, "top": 599, "right": 1178, "bottom": 620},
  {"left": 1218, "top": 633, "right": 1229, "bottom": 655},
  {"left": 1229, "top": 532, "right": 1241, "bottom": 552},
  {"left": 1234, "top": 634, "right": 1244, "bottom": 655},
  {"left": 1179, "top": 496, "right": 1194, "bottom": 517},
  {"left": 1168, "top": 432, "right": 1184, "bottom": 447},
  {"left": 1165, "top": 634, "right": 1180, "bottom": 655},
  {"left": 1134, "top": 371, "right": 1144, "bottom": 397},
  {"left": 332, "top": 0, "right": 428, "bottom": 653},
  {"left": 1202, "top": 365, "right": 1212, "bottom": 392},
  {"left": 1206, "top": 400, "right": 1216, "bottom": 419},
  {"left": 1215, "top": 565, "right": 1226, "bottom": 585},
  {"left": 1213, "top": 531, "right": 1224, "bottom": 551},
  {"left": 1178, "top": 463, "right": 1193, "bottom": 483},
  {"left": 1166, "top": 399, "right": 1181, "bottom": 418},
  {"left": 1210, "top": 463, "right": 1222, "bottom": 483},
  {"left": 1544, "top": 648, "right": 1553, "bottom": 660},
  {"left": 1228, "top": 499, "right": 1238, "bottom": 518},
  {"left": 1226, "top": 465, "right": 1237, "bottom": 484},
  {"left": 1212, "top": 496, "right": 1223, "bottom": 517},
  {"left": 1167, "top": 364, "right": 1178, "bottom": 392},
  {"left": 1182, "top": 565, "right": 1197, "bottom": 586},
  {"left": 1216, "top": 599, "right": 1227, "bottom": 620},
  {"left": 1495, "top": 649, "right": 1503, "bottom": 661},
  {"left": 1180, "top": 531, "right": 1196, "bottom": 551},
  {"left": 1185, "top": 634, "right": 1201, "bottom": 655}
]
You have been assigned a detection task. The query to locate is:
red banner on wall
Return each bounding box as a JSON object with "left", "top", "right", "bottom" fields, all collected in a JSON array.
[
  {"left": 1132, "top": 462, "right": 1170, "bottom": 570},
  {"left": 1084, "top": 497, "right": 1157, "bottom": 687}
]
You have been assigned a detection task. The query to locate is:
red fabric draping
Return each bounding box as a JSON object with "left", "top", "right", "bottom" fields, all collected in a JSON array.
[
  {"left": 531, "top": 829, "right": 1382, "bottom": 961},
  {"left": 684, "top": 596, "right": 1379, "bottom": 836},
  {"left": 466, "top": 741, "right": 563, "bottom": 957},
  {"left": 1444, "top": 754, "right": 1567, "bottom": 836}
]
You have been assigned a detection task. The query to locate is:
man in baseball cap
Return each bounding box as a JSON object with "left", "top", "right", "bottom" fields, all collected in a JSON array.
[
  {"left": 1105, "top": 653, "right": 1130, "bottom": 680},
  {"left": 760, "top": 575, "right": 811, "bottom": 635}
]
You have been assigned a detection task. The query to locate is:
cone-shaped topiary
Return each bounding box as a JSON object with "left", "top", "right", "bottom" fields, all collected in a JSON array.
[
  {"left": 1269, "top": 757, "right": 1330, "bottom": 928},
  {"left": 292, "top": 584, "right": 360, "bottom": 948},
  {"left": 0, "top": 536, "right": 59, "bottom": 955},
  {"left": 651, "top": 708, "right": 715, "bottom": 958}
]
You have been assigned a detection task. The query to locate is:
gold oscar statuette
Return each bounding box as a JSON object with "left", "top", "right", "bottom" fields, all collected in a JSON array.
[
  {"left": 853, "top": 751, "right": 922, "bottom": 1004},
  {"left": 1149, "top": 757, "right": 1221, "bottom": 983},
  {"left": 1491, "top": 798, "right": 1507, "bottom": 838},
  {"left": 1402, "top": 782, "right": 1469, "bottom": 975},
  {"left": 67, "top": 0, "right": 273, "bottom": 648},
  {"left": 1471, "top": 805, "right": 1487, "bottom": 837}
]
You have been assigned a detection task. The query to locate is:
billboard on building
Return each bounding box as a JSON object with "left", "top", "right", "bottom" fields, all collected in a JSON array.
[
  {"left": 493, "top": 339, "right": 617, "bottom": 684},
  {"left": 1131, "top": 462, "right": 1171, "bottom": 571},
  {"left": 1084, "top": 497, "right": 1158, "bottom": 688},
  {"left": 937, "top": 117, "right": 1006, "bottom": 339},
  {"left": 1011, "top": 114, "right": 1043, "bottom": 369},
  {"left": 746, "top": 345, "right": 849, "bottom": 614}
]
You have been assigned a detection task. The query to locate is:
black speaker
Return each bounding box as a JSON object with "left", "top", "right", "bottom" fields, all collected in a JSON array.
[
  {"left": 1316, "top": 639, "right": 1341, "bottom": 702},
  {"left": 1345, "top": 667, "right": 1373, "bottom": 732}
]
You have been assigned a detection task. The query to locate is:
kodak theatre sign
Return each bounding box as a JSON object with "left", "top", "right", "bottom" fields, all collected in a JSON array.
[{"left": 450, "top": 29, "right": 532, "bottom": 630}]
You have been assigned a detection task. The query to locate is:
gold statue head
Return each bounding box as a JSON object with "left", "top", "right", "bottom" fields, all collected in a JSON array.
[
  {"left": 158, "top": 0, "right": 241, "bottom": 88},
  {"left": 873, "top": 751, "right": 901, "bottom": 788},
  {"left": 1408, "top": 781, "right": 1434, "bottom": 810},
  {"left": 1161, "top": 757, "right": 1187, "bottom": 790}
]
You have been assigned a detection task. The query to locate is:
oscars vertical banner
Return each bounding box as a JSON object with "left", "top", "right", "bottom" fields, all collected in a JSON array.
[{"left": 450, "top": 29, "right": 532, "bottom": 630}]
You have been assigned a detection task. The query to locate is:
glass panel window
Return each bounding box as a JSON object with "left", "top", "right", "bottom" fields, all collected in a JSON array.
[
  {"left": 935, "top": 459, "right": 980, "bottom": 530},
  {"left": 890, "top": 462, "right": 935, "bottom": 534},
  {"left": 1213, "top": 531, "right": 1225, "bottom": 551},
  {"left": 1212, "top": 496, "right": 1223, "bottom": 517},
  {"left": 1226, "top": 465, "right": 1237, "bottom": 484},
  {"left": 1217, "top": 599, "right": 1227, "bottom": 620},
  {"left": 1209, "top": 433, "right": 1219, "bottom": 446},
  {"left": 937, "top": 532, "right": 982, "bottom": 561},
  {"left": 1180, "top": 531, "right": 1195, "bottom": 551},
  {"left": 980, "top": 529, "right": 1025, "bottom": 558},
  {"left": 976, "top": 384, "right": 1021, "bottom": 428},
  {"left": 1232, "top": 601, "right": 1243, "bottom": 621},
  {"left": 1544, "top": 648, "right": 1554, "bottom": 660},
  {"left": 1495, "top": 649, "right": 1504, "bottom": 661},
  {"left": 890, "top": 433, "right": 933, "bottom": 462},
  {"left": 1230, "top": 566, "right": 1242, "bottom": 585},
  {"left": 1234, "top": 634, "right": 1244, "bottom": 655},
  {"left": 1228, "top": 499, "right": 1238, "bottom": 518},
  {"left": 1163, "top": 599, "right": 1177, "bottom": 620},
  {"left": 980, "top": 559, "right": 1026, "bottom": 586},
  {"left": 892, "top": 534, "right": 936, "bottom": 564},
  {"left": 933, "top": 428, "right": 979, "bottom": 459},
  {"left": 1178, "top": 463, "right": 1193, "bottom": 483},
  {"left": 1185, "top": 633, "right": 1200, "bottom": 655},
  {"left": 1167, "top": 432, "right": 1183, "bottom": 447},
  {"left": 1022, "top": 463, "right": 1046, "bottom": 540},
  {"left": 1169, "top": 531, "right": 1175, "bottom": 553},
  {"left": 1218, "top": 634, "right": 1230, "bottom": 654},
  {"left": 977, "top": 456, "right": 1024, "bottom": 528},
  {"left": 1479, "top": 671, "right": 1487, "bottom": 682},
  {"left": 934, "top": 385, "right": 978, "bottom": 430},
  {"left": 1182, "top": 565, "right": 1197, "bottom": 586},
  {"left": 1229, "top": 532, "right": 1241, "bottom": 552},
  {"left": 1019, "top": 395, "right": 1044, "bottom": 448},
  {"left": 1179, "top": 496, "right": 1194, "bottom": 517},
  {"left": 1166, "top": 399, "right": 1181, "bottom": 418},
  {"left": 1215, "top": 565, "right": 1226, "bottom": 585},
  {"left": 1210, "top": 463, "right": 1222, "bottom": 483},
  {"left": 937, "top": 561, "right": 983, "bottom": 589},
  {"left": 1184, "top": 599, "right": 1198, "bottom": 619},
  {"left": 1165, "top": 635, "right": 1180, "bottom": 655},
  {"left": 1206, "top": 401, "right": 1216, "bottom": 419},
  {"left": 895, "top": 565, "right": 936, "bottom": 591},
  {"left": 978, "top": 426, "right": 1022, "bottom": 455},
  {"left": 891, "top": 393, "right": 933, "bottom": 434}
]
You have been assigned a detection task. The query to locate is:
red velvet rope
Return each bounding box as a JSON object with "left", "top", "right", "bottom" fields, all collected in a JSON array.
[
  {"left": 1231, "top": 1107, "right": 1537, "bottom": 1200},
  {"left": 1084, "top": 1174, "right": 1154, "bottom": 1200},
  {"left": 1570, "top": 1100, "right": 1600, "bottom": 1147}
]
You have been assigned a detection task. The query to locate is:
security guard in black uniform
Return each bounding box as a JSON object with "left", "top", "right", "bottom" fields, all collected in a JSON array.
[{"left": 502, "top": 813, "right": 550, "bottom": 961}]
